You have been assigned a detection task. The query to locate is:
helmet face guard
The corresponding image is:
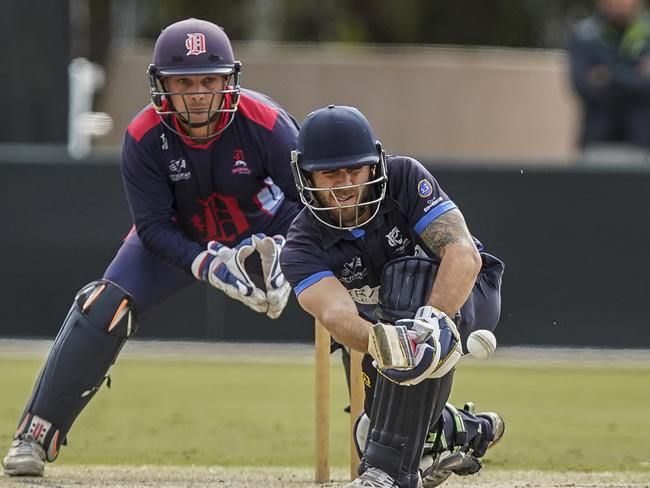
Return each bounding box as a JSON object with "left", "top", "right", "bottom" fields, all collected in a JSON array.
[
  {"left": 147, "top": 18, "right": 242, "bottom": 141},
  {"left": 291, "top": 149, "right": 388, "bottom": 230},
  {"left": 148, "top": 63, "right": 241, "bottom": 141}
]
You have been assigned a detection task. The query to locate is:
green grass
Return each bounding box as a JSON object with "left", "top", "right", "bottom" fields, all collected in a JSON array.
[{"left": 1, "top": 357, "right": 649, "bottom": 472}]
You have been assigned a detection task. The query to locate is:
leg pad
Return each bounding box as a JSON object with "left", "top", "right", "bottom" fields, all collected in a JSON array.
[{"left": 16, "top": 280, "right": 137, "bottom": 461}]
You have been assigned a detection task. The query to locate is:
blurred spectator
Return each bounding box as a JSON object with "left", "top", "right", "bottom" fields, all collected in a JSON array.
[{"left": 568, "top": 0, "right": 650, "bottom": 151}]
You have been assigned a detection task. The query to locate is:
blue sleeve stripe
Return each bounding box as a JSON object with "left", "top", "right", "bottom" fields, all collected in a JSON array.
[
  {"left": 294, "top": 271, "right": 335, "bottom": 296},
  {"left": 413, "top": 201, "right": 457, "bottom": 234}
]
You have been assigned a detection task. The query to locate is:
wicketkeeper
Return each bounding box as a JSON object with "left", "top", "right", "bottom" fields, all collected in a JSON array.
[
  {"left": 3, "top": 18, "right": 299, "bottom": 477},
  {"left": 280, "top": 105, "right": 506, "bottom": 487}
]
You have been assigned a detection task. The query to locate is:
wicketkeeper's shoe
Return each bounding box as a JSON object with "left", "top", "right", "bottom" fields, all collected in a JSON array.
[
  {"left": 345, "top": 467, "right": 412, "bottom": 488},
  {"left": 2, "top": 434, "right": 46, "bottom": 476}
]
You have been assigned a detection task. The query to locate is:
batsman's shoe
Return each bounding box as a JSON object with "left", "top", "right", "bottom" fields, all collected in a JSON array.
[
  {"left": 2, "top": 434, "right": 46, "bottom": 476},
  {"left": 420, "top": 453, "right": 452, "bottom": 488},
  {"left": 421, "top": 408, "right": 505, "bottom": 487},
  {"left": 463, "top": 402, "right": 506, "bottom": 449},
  {"left": 345, "top": 467, "right": 421, "bottom": 488},
  {"left": 478, "top": 410, "right": 506, "bottom": 449},
  {"left": 422, "top": 449, "right": 484, "bottom": 488}
]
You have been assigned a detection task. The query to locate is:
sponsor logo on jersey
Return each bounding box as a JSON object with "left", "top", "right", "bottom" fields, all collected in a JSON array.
[
  {"left": 385, "top": 226, "right": 410, "bottom": 255},
  {"left": 348, "top": 284, "right": 379, "bottom": 305},
  {"left": 160, "top": 133, "right": 168, "bottom": 150},
  {"left": 168, "top": 158, "right": 191, "bottom": 181},
  {"left": 418, "top": 179, "right": 433, "bottom": 198},
  {"left": 232, "top": 149, "right": 252, "bottom": 175},
  {"left": 185, "top": 33, "right": 207, "bottom": 56},
  {"left": 340, "top": 256, "right": 367, "bottom": 284},
  {"left": 423, "top": 196, "right": 443, "bottom": 213}
]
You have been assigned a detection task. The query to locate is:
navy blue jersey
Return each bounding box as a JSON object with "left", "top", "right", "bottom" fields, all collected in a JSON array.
[
  {"left": 122, "top": 88, "right": 301, "bottom": 272},
  {"left": 280, "top": 156, "right": 502, "bottom": 321}
]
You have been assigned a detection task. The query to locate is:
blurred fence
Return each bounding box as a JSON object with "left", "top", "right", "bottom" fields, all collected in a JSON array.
[
  {"left": 0, "top": 158, "right": 648, "bottom": 347},
  {"left": 97, "top": 42, "right": 578, "bottom": 164}
]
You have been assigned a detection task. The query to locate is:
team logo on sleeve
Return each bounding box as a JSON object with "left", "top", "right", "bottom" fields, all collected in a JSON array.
[
  {"left": 185, "top": 33, "right": 207, "bottom": 55},
  {"left": 423, "top": 196, "right": 443, "bottom": 212},
  {"left": 417, "top": 179, "right": 433, "bottom": 198}
]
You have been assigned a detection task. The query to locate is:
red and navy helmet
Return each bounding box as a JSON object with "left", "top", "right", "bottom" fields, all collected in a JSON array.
[
  {"left": 291, "top": 105, "right": 388, "bottom": 230},
  {"left": 147, "top": 18, "right": 241, "bottom": 140}
]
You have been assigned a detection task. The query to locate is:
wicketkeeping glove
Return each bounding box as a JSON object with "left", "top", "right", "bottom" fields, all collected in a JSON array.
[
  {"left": 252, "top": 234, "right": 291, "bottom": 319},
  {"left": 191, "top": 238, "right": 268, "bottom": 313}
]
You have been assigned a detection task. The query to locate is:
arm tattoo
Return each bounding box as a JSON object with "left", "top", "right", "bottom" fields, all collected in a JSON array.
[{"left": 420, "top": 209, "right": 470, "bottom": 257}]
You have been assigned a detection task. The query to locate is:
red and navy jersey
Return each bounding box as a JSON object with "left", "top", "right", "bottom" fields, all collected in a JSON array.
[
  {"left": 280, "top": 156, "right": 504, "bottom": 321},
  {"left": 122, "top": 88, "right": 301, "bottom": 272}
]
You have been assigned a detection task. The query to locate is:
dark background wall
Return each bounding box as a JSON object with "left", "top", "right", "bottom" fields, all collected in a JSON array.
[
  {"left": 0, "top": 1, "right": 69, "bottom": 143},
  {"left": 0, "top": 161, "right": 648, "bottom": 347}
]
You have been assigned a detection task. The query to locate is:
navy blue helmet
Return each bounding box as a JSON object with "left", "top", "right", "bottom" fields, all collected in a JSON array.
[
  {"left": 147, "top": 18, "right": 241, "bottom": 140},
  {"left": 291, "top": 105, "right": 388, "bottom": 229}
]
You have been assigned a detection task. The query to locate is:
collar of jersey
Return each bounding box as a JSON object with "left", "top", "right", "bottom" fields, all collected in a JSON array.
[{"left": 171, "top": 114, "right": 226, "bottom": 149}]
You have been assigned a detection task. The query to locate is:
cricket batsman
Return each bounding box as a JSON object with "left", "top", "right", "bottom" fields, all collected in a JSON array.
[{"left": 281, "top": 105, "right": 506, "bottom": 487}]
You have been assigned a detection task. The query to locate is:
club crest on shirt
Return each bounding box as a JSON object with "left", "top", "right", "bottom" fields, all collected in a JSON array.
[
  {"left": 232, "top": 149, "right": 252, "bottom": 175},
  {"left": 340, "top": 256, "right": 367, "bottom": 284},
  {"left": 385, "top": 226, "right": 410, "bottom": 255},
  {"left": 418, "top": 179, "right": 433, "bottom": 198},
  {"left": 190, "top": 192, "right": 250, "bottom": 243},
  {"left": 168, "top": 158, "right": 191, "bottom": 181}
]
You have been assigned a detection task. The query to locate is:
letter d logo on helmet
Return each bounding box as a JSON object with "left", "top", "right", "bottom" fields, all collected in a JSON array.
[
  {"left": 185, "top": 33, "right": 207, "bottom": 55},
  {"left": 291, "top": 105, "right": 388, "bottom": 230}
]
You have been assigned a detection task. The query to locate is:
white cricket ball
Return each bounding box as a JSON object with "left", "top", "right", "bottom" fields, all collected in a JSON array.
[{"left": 467, "top": 330, "right": 497, "bottom": 359}]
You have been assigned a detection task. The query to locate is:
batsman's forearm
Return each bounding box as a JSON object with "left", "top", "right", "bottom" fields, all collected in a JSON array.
[
  {"left": 428, "top": 246, "right": 481, "bottom": 317},
  {"left": 320, "top": 308, "right": 371, "bottom": 353}
]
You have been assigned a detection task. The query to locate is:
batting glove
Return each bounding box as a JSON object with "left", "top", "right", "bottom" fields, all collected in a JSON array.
[
  {"left": 252, "top": 233, "right": 291, "bottom": 319},
  {"left": 368, "top": 306, "right": 462, "bottom": 385},
  {"left": 368, "top": 316, "right": 440, "bottom": 386},
  {"left": 191, "top": 239, "right": 268, "bottom": 314},
  {"left": 400, "top": 306, "right": 463, "bottom": 380}
]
